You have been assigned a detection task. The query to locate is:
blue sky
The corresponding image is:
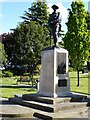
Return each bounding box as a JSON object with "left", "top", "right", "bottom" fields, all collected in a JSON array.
[{"left": 0, "top": 0, "right": 89, "bottom": 34}]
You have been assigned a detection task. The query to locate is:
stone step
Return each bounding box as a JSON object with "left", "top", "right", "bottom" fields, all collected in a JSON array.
[
  {"left": 22, "top": 93, "right": 87, "bottom": 105},
  {"left": 22, "top": 94, "right": 71, "bottom": 104},
  {"left": 9, "top": 97, "right": 53, "bottom": 112},
  {"left": 55, "top": 102, "right": 87, "bottom": 112},
  {"left": 0, "top": 103, "right": 34, "bottom": 118},
  {"left": 1, "top": 98, "right": 47, "bottom": 119},
  {"left": 34, "top": 106, "right": 88, "bottom": 119},
  {"left": 34, "top": 112, "right": 52, "bottom": 120},
  {"left": 71, "top": 94, "right": 87, "bottom": 102},
  {"left": 1, "top": 103, "right": 88, "bottom": 120},
  {"left": 2, "top": 118, "right": 42, "bottom": 120},
  {"left": 9, "top": 97, "right": 87, "bottom": 113}
]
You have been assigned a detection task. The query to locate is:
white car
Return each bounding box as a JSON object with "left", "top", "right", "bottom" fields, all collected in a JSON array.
[{"left": 0, "top": 66, "right": 5, "bottom": 70}]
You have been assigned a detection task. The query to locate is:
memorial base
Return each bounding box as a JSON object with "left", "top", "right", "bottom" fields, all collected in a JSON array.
[{"left": 38, "top": 47, "right": 71, "bottom": 98}]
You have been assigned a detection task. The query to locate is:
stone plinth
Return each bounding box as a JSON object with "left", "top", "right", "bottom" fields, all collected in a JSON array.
[{"left": 38, "top": 47, "right": 71, "bottom": 98}]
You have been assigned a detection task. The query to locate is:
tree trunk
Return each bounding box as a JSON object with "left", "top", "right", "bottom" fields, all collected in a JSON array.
[{"left": 77, "top": 70, "right": 80, "bottom": 86}]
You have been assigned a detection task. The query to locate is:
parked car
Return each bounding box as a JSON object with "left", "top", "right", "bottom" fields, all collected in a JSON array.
[{"left": 0, "top": 66, "right": 5, "bottom": 70}]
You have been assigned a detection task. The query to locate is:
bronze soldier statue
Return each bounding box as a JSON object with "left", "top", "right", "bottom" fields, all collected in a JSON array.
[{"left": 48, "top": 5, "right": 61, "bottom": 47}]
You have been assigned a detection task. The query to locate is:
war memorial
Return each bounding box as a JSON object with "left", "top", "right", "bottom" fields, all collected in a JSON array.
[
  {"left": 39, "top": 5, "right": 71, "bottom": 97},
  {"left": 1, "top": 5, "right": 89, "bottom": 119}
]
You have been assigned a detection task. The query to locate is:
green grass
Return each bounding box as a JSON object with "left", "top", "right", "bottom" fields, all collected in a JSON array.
[
  {"left": 1, "top": 87, "right": 37, "bottom": 98},
  {"left": 0, "top": 71, "right": 89, "bottom": 98},
  {"left": 0, "top": 76, "right": 38, "bottom": 98},
  {"left": 69, "top": 71, "right": 89, "bottom": 95},
  {"left": 0, "top": 76, "right": 18, "bottom": 85},
  {"left": 0, "top": 76, "right": 39, "bottom": 85}
]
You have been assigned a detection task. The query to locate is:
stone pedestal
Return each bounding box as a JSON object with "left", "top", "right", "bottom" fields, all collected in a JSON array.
[{"left": 38, "top": 47, "right": 71, "bottom": 98}]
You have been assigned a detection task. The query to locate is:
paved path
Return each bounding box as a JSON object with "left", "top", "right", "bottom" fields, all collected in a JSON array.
[
  {"left": 0, "top": 98, "right": 35, "bottom": 119},
  {"left": 0, "top": 84, "right": 36, "bottom": 88}
]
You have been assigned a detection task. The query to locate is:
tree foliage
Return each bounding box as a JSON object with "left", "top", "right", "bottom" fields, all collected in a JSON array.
[
  {"left": 63, "top": 1, "right": 89, "bottom": 86},
  {"left": 86, "top": 12, "right": 90, "bottom": 30},
  {"left": 86, "top": 12, "right": 90, "bottom": 48},
  {"left": 2, "top": 33, "right": 15, "bottom": 65},
  {"left": 0, "top": 42, "right": 7, "bottom": 66},
  {"left": 21, "top": 0, "right": 49, "bottom": 26},
  {"left": 1, "top": 0, "right": 50, "bottom": 75},
  {"left": 12, "top": 21, "right": 49, "bottom": 74}
]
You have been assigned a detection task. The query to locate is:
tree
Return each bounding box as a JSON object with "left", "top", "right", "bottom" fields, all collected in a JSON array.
[
  {"left": 21, "top": 0, "right": 49, "bottom": 26},
  {"left": 86, "top": 12, "right": 90, "bottom": 30},
  {"left": 15, "top": 0, "right": 50, "bottom": 75},
  {"left": 12, "top": 21, "right": 49, "bottom": 75},
  {"left": 1, "top": 33, "right": 15, "bottom": 65},
  {"left": 86, "top": 12, "right": 90, "bottom": 71},
  {"left": 86, "top": 12, "right": 90, "bottom": 47},
  {"left": 1, "top": 0, "right": 50, "bottom": 75},
  {"left": 63, "top": 1, "right": 89, "bottom": 86},
  {"left": 0, "top": 42, "right": 7, "bottom": 66}
]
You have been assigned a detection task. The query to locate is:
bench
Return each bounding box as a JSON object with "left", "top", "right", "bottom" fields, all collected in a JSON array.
[
  {"left": 16, "top": 76, "right": 31, "bottom": 84},
  {"left": 16, "top": 76, "right": 39, "bottom": 87}
]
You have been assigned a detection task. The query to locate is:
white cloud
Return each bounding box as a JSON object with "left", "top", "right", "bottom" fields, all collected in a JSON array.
[
  {"left": 47, "top": 2, "right": 69, "bottom": 32},
  {"left": 47, "top": 2, "right": 69, "bottom": 20},
  {"left": 88, "top": 1, "right": 90, "bottom": 12}
]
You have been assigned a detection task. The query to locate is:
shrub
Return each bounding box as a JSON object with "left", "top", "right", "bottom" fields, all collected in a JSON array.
[
  {"left": 3, "top": 70, "right": 13, "bottom": 77},
  {"left": 0, "top": 70, "right": 2, "bottom": 77},
  {"left": 23, "top": 73, "right": 30, "bottom": 76},
  {"left": 68, "top": 67, "right": 74, "bottom": 72}
]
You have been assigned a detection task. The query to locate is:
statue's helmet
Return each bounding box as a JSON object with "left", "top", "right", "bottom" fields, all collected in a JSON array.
[{"left": 52, "top": 5, "right": 59, "bottom": 10}]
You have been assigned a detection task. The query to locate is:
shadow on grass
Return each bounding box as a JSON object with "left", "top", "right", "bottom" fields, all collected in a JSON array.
[
  {"left": 0, "top": 99, "right": 16, "bottom": 105},
  {"left": 70, "top": 76, "right": 90, "bottom": 78},
  {"left": 0, "top": 85, "right": 36, "bottom": 88}
]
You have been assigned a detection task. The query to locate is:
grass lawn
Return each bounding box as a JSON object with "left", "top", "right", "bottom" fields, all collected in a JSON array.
[
  {"left": 0, "top": 76, "right": 38, "bottom": 98},
  {"left": 0, "top": 71, "right": 89, "bottom": 98},
  {"left": 1, "top": 87, "right": 37, "bottom": 98},
  {"left": 69, "top": 71, "right": 89, "bottom": 95},
  {"left": 0, "top": 76, "right": 19, "bottom": 85}
]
